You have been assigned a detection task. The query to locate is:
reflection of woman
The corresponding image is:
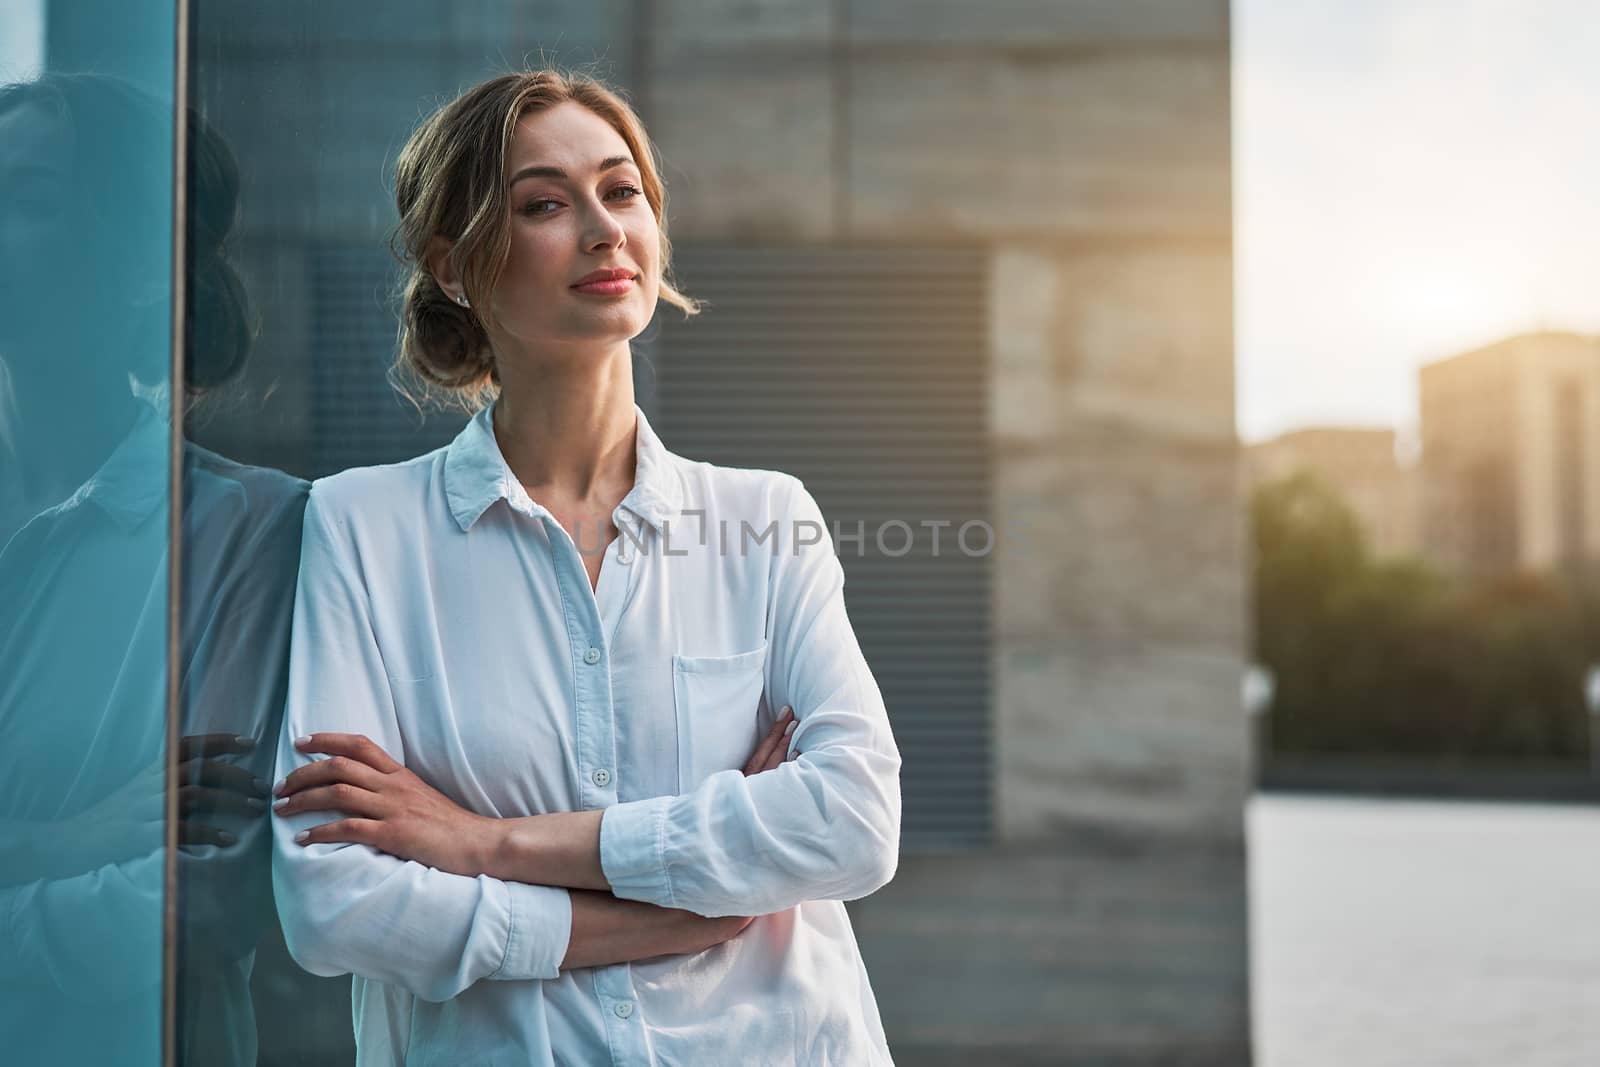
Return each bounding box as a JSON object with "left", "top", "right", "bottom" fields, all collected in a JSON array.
[
  {"left": 0, "top": 72, "right": 307, "bottom": 1065},
  {"left": 270, "top": 70, "right": 903, "bottom": 1064}
]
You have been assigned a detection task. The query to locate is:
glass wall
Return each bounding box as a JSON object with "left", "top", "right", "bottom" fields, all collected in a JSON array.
[{"left": 0, "top": 1, "right": 177, "bottom": 1063}]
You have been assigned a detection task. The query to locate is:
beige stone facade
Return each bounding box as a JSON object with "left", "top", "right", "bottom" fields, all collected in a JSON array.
[{"left": 640, "top": 2, "right": 1248, "bottom": 1061}]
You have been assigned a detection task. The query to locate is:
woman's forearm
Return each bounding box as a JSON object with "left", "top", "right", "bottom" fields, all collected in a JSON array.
[
  {"left": 559, "top": 889, "right": 720, "bottom": 970},
  {"left": 486, "top": 810, "right": 608, "bottom": 891}
]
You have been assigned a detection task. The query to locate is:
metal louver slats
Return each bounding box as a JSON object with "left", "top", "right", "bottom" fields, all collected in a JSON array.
[
  {"left": 653, "top": 243, "right": 993, "bottom": 851},
  {"left": 310, "top": 244, "right": 467, "bottom": 477}
]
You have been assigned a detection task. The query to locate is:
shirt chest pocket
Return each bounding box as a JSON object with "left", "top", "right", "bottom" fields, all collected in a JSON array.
[{"left": 672, "top": 641, "right": 769, "bottom": 793}]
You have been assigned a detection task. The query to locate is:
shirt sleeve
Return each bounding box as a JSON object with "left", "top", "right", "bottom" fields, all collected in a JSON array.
[
  {"left": 271, "top": 485, "right": 573, "bottom": 1002},
  {"left": 599, "top": 475, "right": 903, "bottom": 917},
  {"left": 0, "top": 849, "right": 164, "bottom": 1000}
]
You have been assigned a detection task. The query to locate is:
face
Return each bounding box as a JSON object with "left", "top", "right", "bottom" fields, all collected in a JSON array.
[
  {"left": 0, "top": 101, "right": 79, "bottom": 343},
  {"left": 486, "top": 100, "right": 661, "bottom": 354}
]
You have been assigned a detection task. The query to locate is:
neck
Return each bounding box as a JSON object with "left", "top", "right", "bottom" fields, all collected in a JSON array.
[
  {"left": 489, "top": 339, "right": 638, "bottom": 504},
  {"left": 2, "top": 350, "right": 141, "bottom": 502}
]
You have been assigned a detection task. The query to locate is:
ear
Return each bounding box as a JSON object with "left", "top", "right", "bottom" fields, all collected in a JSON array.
[{"left": 424, "top": 235, "right": 459, "bottom": 297}]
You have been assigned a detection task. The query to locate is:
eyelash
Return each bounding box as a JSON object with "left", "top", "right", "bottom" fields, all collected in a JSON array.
[{"left": 521, "top": 184, "right": 643, "bottom": 216}]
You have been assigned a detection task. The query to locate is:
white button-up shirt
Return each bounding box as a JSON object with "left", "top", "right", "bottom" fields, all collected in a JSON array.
[{"left": 271, "top": 399, "right": 903, "bottom": 1066}]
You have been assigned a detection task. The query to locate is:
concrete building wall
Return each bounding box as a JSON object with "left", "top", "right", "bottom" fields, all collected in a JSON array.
[{"left": 640, "top": 3, "right": 1249, "bottom": 1061}]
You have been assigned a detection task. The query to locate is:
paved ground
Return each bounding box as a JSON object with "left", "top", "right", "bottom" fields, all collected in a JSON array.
[{"left": 1250, "top": 794, "right": 1600, "bottom": 1066}]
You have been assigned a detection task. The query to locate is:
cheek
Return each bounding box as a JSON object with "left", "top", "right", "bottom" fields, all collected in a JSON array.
[
  {"left": 504, "top": 225, "right": 567, "bottom": 282},
  {"left": 629, "top": 218, "right": 662, "bottom": 268}
]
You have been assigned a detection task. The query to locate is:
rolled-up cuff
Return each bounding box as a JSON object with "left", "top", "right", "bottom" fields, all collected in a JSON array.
[
  {"left": 491, "top": 880, "right": 574, "bottom": 981},
  {"left": 599, "top": 796, "right": 675, "bottom": 909}
]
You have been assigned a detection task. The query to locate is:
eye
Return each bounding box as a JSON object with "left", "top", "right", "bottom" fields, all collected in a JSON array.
[{"left": 519, "top": 185, "right": 640, "bottom": 216}]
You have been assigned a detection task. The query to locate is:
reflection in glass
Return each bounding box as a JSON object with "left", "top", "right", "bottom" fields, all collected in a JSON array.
[
  {"left": 0, "top": 67, "right": 310, "bottom": 1065},
  {"left": 0, "top": 68, "right": 177, "bottom": 1066}
]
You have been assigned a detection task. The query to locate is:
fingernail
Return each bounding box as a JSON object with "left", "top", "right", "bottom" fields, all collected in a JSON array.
[
  {"left": 216, "top": 831, "right": 236, "bottom": 846},
  {"left": 294, "top": 735, "right": 312, "bottom": 748},
  {"left": 782, "top": 706, "right": 794, "bottom": 719},
  {"left": 233, "top": 735, "right": 256, "bottom": 750},
  {"left": 272, "top": 779, "right": 287, "bottom": 797},
  {"left": 272, "top": 797, "right": 290, "bottom": 812},
  {"left": 252, "top": 777, "right": 270, "bottom": 796},
  {"left": 246, "top": 797, "right": 266, "bottom": 812},
  {"left": 784, "top": 719, "right": 797, "bottom": 736},
  {"left": 295, "top": 830, "right": 310, "bottom": 843}
]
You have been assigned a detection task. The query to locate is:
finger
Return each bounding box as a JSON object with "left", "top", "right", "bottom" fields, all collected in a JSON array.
[
  {"left": 294, "top": 818, "right": 384, "bottom": 848},
  {"left": 272, "top": 782, "right": 384, "bottom": 819},
  {"left": 762, "top": 727, "right": 793, "bottom": 772},
  {"left": 743, "top": 707, "right": 793, "bottom": 776},
  {"left": 178, "top": 822, "right": 237, "bottom": 847},
  {"left": 762, "top": 717, "right": 799, "bottom": 773},
  {"left": 176, "top": 734, "right": 256, "bottom": 761},
  {"left": 180, "top": 785, "right": 268, "bottom": 818},
  {"left": 293, "top": 733, "right": 403, "bottom": 774},
  {"left": 180, "top": 757, "right": 269, "bottom": 797},
  {"left": 275, "top": 755, "right": 388, "bottom": 799}
]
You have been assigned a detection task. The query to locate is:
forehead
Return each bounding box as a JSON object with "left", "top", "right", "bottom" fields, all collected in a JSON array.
[{"left": 506, "top": 101, "right": 634, "bottom": 173}]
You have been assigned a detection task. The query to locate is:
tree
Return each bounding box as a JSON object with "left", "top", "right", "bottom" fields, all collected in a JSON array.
[{"left": 1251, "top": 469, "right": 1593, "bottom": 762}]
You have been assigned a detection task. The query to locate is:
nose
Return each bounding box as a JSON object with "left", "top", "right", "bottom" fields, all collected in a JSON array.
[{"left": 581, "top": 196, "right": 627, "bottom": 254}]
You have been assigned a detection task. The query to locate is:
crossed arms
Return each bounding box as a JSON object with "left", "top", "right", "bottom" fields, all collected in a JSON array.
[{"left": 270, "top": 482, "right": 901, "bottom": 1001}]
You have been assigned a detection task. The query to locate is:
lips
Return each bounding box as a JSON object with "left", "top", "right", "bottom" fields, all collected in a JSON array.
[
  {"left": 571, "top": 267, "right": 637, "bottom": 288},
  {"left": 571, "top": 269, "right": 637, "bottom": 297}
]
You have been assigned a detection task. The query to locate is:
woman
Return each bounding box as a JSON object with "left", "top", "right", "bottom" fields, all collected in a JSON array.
[{"left": 269, "top": 70, "right": 903, "bottom": 1065}]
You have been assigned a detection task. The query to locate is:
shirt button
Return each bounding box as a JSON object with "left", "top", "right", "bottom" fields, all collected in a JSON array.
[
  {"left": 583, "top": 646, "right": 602, "bottom": 665},
  {"left": 614, "top": 1001, "right": 634, "bottom": 1019},
  {"left": 592, "top": 768, "right": 612, "bottom": 787}
]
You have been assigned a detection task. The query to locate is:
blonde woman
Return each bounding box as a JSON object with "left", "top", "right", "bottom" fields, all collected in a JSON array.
[{"left": 269, "top": 70, "right": 903, "bottom": 1065}]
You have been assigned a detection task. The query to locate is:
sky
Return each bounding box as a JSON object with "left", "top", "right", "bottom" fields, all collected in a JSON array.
[
  {"left": 0, "top": 1, "right": 43, "bottom": 83},
  {"left": 1233, "top": 0, "right": 1600, "bottom": 443}
]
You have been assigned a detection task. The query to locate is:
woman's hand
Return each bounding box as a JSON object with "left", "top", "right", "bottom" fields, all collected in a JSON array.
[
  {"left": 274, "top": 733, "right": 496, "bottom": 877},
  {"left": 742, "top": 705, "right": 797, "bottom": 777},
  {"left": 676, "top": 913, "right": 757, "bottom": 956}
]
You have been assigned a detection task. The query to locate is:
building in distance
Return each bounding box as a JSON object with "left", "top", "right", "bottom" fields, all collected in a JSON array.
[
  {"left": 1246, "top": 426, "right": 1421, "bottom": 560},
  {"left": 1419, "top": 331, "right": 1600, "bottom": 575}
]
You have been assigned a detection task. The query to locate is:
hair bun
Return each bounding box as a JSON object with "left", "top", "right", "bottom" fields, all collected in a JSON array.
[{"left": 398, "top": 276, "right": 496, "bottom": 395}]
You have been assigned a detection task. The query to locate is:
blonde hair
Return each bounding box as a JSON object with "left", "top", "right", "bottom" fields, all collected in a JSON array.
[{"left": 390, "top": 69, "right": 699, "bottom": 411}]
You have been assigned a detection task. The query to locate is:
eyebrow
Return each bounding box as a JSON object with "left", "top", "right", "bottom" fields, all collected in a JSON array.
[{"left": 509, "top": 155, "right": 636, "bottom": 187}]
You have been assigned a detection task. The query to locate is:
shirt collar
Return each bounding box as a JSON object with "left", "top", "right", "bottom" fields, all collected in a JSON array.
[
  {"left": 444, "top": 399, "right": 682, "bottom": 536},
  {"left": 60, "top": 394, "right": 170, "bottom": 531}
]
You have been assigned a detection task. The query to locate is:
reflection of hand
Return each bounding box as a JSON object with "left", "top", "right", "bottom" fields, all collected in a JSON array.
[
  {"left": 7, "top": 733, "right": 266, "bottom": 884},
  {"left": 173, "top": 733, "right": 270, "bottom": 846},
  {"left": 74, "top": 733, "right": 266, "bottom": 849},
  {"left": 275, "top": 733, "right": 498, "bottom": 878},
  {"left": 742, "top": 705, "right": 797, "bottom": 777}
]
